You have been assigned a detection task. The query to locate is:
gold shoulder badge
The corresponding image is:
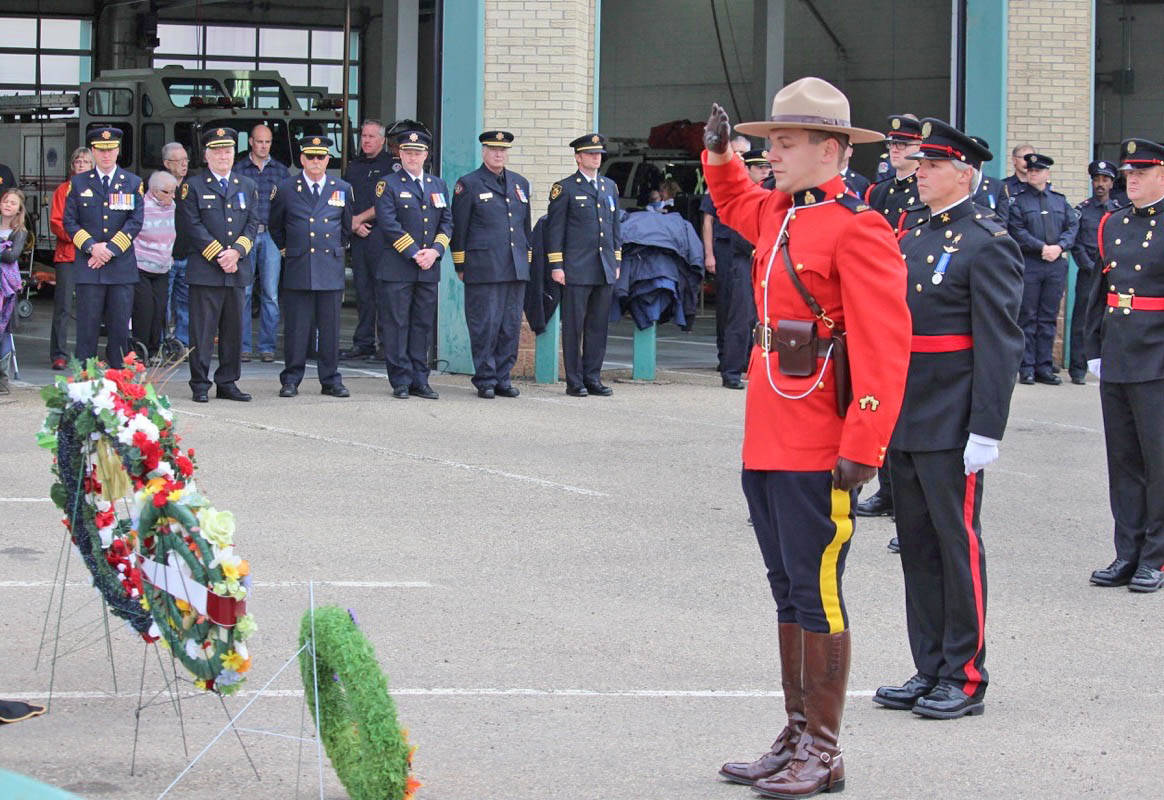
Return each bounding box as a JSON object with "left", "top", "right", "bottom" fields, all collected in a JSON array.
[
  {"left": 856, "top": 204, "right": 869, "bottom": 212},
  {"left": 550, "top": 183, "right": 563, "bottom": 200},
  {"left": 993, "top": 229, "right": 1007, "bottom": 237},
  {"left": 375, "top": 180, "right": 386, "bottom": 198},
  {"left": 180, "top": 183, "right": 189, "bottom": 200},
  {"left": 137, "top": 182, "right": 144, "bottom": 196},
  {"left": 858, "top": 395, "right": 880, "bottom": 412},
  {"left": 270, "top": 185, "right": 278, "bottom": 201}
]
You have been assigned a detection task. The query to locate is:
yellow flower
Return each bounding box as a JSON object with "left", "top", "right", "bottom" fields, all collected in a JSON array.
[
  {"left": 221, "top": 561, "right": 240, "bottom": 581},
  {"left": 175, "top": 598, "right": 190, "bottom": 612},
  {"left": 167, "top": 488, "right": 184, "bottom": 503},
  {"left": 221, "top": 650, "right": 245, "bottom": 671},
  {"left": 196, "top": 507, "right": 235, "bottom": 549}
]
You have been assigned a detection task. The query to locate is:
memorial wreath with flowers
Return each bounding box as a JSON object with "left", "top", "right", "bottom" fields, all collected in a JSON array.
[{"left": 38, "top": 354, "right": 256, "bottom": 694}]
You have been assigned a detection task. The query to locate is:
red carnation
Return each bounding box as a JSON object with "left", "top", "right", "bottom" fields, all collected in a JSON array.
[
  {"left": 94, "top": 508, "right": 115, "bottom": 529},
  {"left": 176, "top": 455, "right": 194, "bottom": 477},
  {"left": 152, "top": 491, "right": 168, "bottom": 508}
]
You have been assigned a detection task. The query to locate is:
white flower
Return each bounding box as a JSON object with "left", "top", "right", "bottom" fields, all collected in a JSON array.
[
  {"left": 149, "top": 461, "right": 175, "bottom": 480},
  {"left": 66, "top": 379, "right": 98, "bottom": 403},
  {"left": 117, "top": 414, "right": 160, "bottom": 447},
  {"left": 185, "top": 639, "right": 202, "bottom": 661},
  {"left": 234, "top": 641, "right": 248, "bottom": 661},
  {"left": 157, "top": 405, "right": 173, "bottom": 423},
  {"left": 90, "top": 379, "right": 119, "bottom": 413}
]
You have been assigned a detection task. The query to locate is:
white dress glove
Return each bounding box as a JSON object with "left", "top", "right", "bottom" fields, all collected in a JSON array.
[
  {"left": 963, "top": 433, "right": 1000, "bottom": 475},
  {"left": 1088, "top": 358, "right": 1102, "bottom": 380}
]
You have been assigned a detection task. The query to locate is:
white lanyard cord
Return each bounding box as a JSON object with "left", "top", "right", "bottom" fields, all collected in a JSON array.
[{"left": 761, "top": 201, "right": 836, "bottom": 399}]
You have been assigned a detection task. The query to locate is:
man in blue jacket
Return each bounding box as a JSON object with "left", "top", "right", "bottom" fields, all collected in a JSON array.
[{"left": 269, "top": 135, "right": 354, "bottom": 398}]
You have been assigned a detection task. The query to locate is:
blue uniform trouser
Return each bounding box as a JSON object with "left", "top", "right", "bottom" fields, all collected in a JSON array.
[
  {"left": 741, "top": 468, "right": 856, "bottom": 634},
  {"left": 50, "top": 260, "right": 75, "bottom": 361},
  {"left": 1100, "top": 379, "right": 1164, "bottom": 569},
  {"left": 1018, "top": 257, "right": 1067, "bottom": 376},
  {"left": 167, "top": 258, "right": 189, "bottom": 346},
  {"left": 1068, "top": 266, "right": 1095, "bottom": 379},
  {"left": 560, "top": 283, "right": 613, "bottom": 390},
  {"left": 75, "top": 282, "right": 134, "bottom": 368},
  {"left": 715, "top": 243, "right": 755, "bottom": 382},
  {"left": 349, "top": 235, "right": 379, "bottom": 351},
  {"left": 281, "top": 289, "right": 342, "bottom": 389},
  {"left": 188, "top": 284, "right": 244, "bottom": 393},
  {"left": 465, "top": 280, "right": 525, "bottom": 390},
  {"left": 241, "top": 230, "right": 282, "bottom": 354},
  {"left": 378, "top": 280, "right": 436, "bottom": 389}
]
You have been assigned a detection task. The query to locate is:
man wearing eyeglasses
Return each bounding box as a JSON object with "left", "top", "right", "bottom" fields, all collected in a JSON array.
[{"left": 162, "top": 142, "right": 191, "bottom": 348}]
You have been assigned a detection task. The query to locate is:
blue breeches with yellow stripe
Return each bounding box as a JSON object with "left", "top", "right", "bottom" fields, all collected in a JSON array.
[{"left": 741, "top": 469, "right": 856, "bottom": 634}]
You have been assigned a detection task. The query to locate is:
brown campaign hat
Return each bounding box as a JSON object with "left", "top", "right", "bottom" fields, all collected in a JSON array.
[{"left": 734, "top": 77, "right": 883, "bottom": 144}]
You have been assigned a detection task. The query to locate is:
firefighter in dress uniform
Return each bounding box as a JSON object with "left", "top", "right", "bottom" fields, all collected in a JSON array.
[
  {"left": 872, "top": 119, "right": 1024, "bottom": 720},
  {"left": 1067, "top": 160, "right": 1119, "bottom": 384},
  {"left": 704, "top": 78, "right": 912, "bottom": 798},
  {"left": 268, "top": 135, "right": 354, "bottom": 398},
  {"left": 451, "top": 130, "right": 533, "bottom": 399},
  {"left": 373, "top": 129, "right": 452, "bottom": 399},
  {"left": 544, "top": 134, "right": 623, "bottom": 397},
  {"left": 63, "top": 127, "right": 143, "bottom": 368},
  {"left": 1085, "top": 137, "right": 1164, "bottom": 594}
]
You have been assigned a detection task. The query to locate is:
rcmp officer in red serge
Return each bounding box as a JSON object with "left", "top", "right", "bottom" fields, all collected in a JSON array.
[
  {"left": 179, "top": 127, "right": 258, "bottom": 403},
  {"left": 545, "top": 134, "right": 622, "bottom": 397},
  {"left": 450, "top": 130, "right": 532, "bottom": 399},
  {"left": 703, "top": 78, "right": 912, "bottom": 798},
  {"left": 268, "top": 135, "right": 354, "bottom": 398},
  {"left": 374, "top": 129, "right": 452, "bottom": 399},
  {"left": 63, "top": 127, "right": 143, "bottom": 368},
  {"left": 1085, "top": 138, "right": 1164, "bottom": 593},
  {"left": 873, "top": 120, "right": 1024, "bottom": 720}
]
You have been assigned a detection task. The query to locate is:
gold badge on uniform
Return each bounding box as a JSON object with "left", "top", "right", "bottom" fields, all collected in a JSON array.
[
  {"left": 180, "top": 183, "right": 188, "bottom": 200},
  {"left": 495, "top": 132, "right": 505, "bottom": 141},
  {"left": 550, "top": 183, "right": 562, "bottom": 200},
  {"left": 591, "top": 135, "right": 600, "bottom": 143},
  {"left": 270, "top": 185, "right": 278, "bottom": 201},
  {"left": 921, "top": 122, "right": 932, "bottom": 138},
  {"left": 312, "top": 137, "right": 321, "bottom": 145},
  {"left": 1128, "top": 141, "right": 1137, "bottom": 154},
  {"left": 101, "top": 130, "right": 111, "bottom": 140},
  {"left": 375, "top": 180, "right": 386, "bottom": 198},
  {"left": 891, "top": 119, "right": 901, "bottom": 130},
  {"left": 216, "top": 128, "right": 225, "bottom": 136},
  {"left": 858, "top": 395, "right": 880, "bottom": 412},
  {"left": 409, "top": 132, "right": 419, "bottom": 142}
]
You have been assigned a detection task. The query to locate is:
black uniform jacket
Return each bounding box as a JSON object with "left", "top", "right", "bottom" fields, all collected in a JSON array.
[
  {"left": 63, "top": 169, "right": 144, "bottom": 284},
  {"left": 865, "top": 171, "right": 919, "bottom": 233},
  {"left": 179, "top": 169, "right": 259, "bottom": 287},
  {"left": 1071, "top": 195, "right": 1118, "bottom": 271},
  {"left": 1006, "top": 184, "right": 1079, "bottom": 265},
  {"left": 1085, "top": 197, "right": 1164, "bottom": 383},
  {"left": 269, "top": 174, "right": 354, "bottom": 292},
  {"left": 544, "top": 171, "right": 622, "bottom": 285},
  {"left": 373, "top": 169, "right": 452, "bottom": 283},
  {"left": 893, "top": 199, "right": 1025, "bottom": 451},
  {"left": 343, "top": 150, "right": 396, "bottom": 229},
  {"left": 524, "top": 214, "right": 561, "bottom": 334},
  {"left": 451, "top": 164, "right": 532, "bottom": 283}
]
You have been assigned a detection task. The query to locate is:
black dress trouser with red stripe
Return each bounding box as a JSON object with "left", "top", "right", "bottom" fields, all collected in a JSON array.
[{"left": 890, "top": 448, "right": 989, "bottom": 698}]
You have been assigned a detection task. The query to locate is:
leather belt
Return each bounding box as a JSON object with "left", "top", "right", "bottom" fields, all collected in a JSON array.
[
  {"left": 911, "top": 334, "right": 973, "bottom": 353},
  {"left": 752, "top": 322, "right": 832, "bottom": 356},
  {"left": 1107, "top": 292, "right": 1164, "bottom": 311}
]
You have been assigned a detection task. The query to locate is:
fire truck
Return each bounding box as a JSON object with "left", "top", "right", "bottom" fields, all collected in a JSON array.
[{"left": 0, "top": 65, "right": 352, "bottom": 258}]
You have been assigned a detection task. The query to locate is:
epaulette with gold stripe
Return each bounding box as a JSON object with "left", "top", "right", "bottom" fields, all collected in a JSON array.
[
  {"left": 110, "top": 231, "right": 133, "bottom": 252},
  {"left": 72, "top": 230, "right": 92, "bottom": 249},
  {"left": 392, "top": 233, "right": 416, "bottom": 253}
]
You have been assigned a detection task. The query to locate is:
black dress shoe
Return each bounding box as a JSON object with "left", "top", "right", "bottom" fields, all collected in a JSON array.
[
  {"left": 216, "top": 385, "right": 252, "bottom": 401},
  {"left": 392, "top": 386, "right": 409, "bottom": 399},
  {"left": 1090, "top": 558, "right": 1136, "bottom": 587},
  {"left": 585, "top": 382, "right": 613, "bottom": 396},
  {"left": 1034, "top": 372, "right": 1062, "bottom": 385},
  {"left": 722, "top": 378, "right": 744, "bottom": 390},
  {"left": 912, "top": 682, "right": 985, "bottom": 719},
  {"left": 279, "top": 383, "right": 298, "bottom": 398},
  {"left": 192, "top": 390, "right": 209, "bottom": 403},
  {"left": 1129, "top": 565, "right": 1164, "bottom": 593},
  {"left": 364, "top": 348, "right": 386, "bottom": 362},
  {"left": 873, "top": 674, "right": 937, "bottom": 710},
  {"left": 477, "top": 387, "right": 496, "bottom": 399},
  {"left": 340, "top": 346, "right": 375, "bottom": 360},
  {"left": 495, "top": 385, "right": 520, "bottom": 398},
  {"left": 887, "top": 537, "right": 901, "bottom": 553},
  {"left": 1070, "top": 374, "right": 1087, "bottom": 385},
  {"left": 1018, "top": 374, "right": 1035, "bottom": 385},
  {"left": 855, "top": 494, "right": 893, "bottom": 517},
  {"left": 409, "top": 384, "right": 439, "bottom": 400},
  {"left": 321, "top": 383, "right": 350, "bottom": 398},
  {"left": 566, "top": 385, "right": 588, "bottom": 397}
]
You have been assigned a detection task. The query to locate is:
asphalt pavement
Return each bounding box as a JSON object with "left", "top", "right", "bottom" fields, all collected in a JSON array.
[{"left": 0, "top": 297, "right": 1161, "bottom": 799}]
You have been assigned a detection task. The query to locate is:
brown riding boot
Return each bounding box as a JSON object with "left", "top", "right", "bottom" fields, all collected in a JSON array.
[
  {"left": 752, "top": 629, "right": 849, "bottom": 798},
  {"left": 719, "top": 623, "right": 806, "bottom": 785}
]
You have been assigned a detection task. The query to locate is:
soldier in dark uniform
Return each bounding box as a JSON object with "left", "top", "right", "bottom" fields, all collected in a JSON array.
[
  {"left": 966, "top": 137, "right": 1001, "bottom": 214},
  {"left": 374, "top": 129, "right": 452, "bottom": 399},
  {"left": 63, "top": 127, "right": 143, "bottom": 368},
  {"left": 1006, "top": 152, "right": 1079, "bottom": 384},
  {"left": 840, "top": 144, "right": 870, "bottom": 198},
  {"left": 995, "top": 143, "right": 1034, "bottom": 223},
  {"left": 1085, "top": 137, "right": 1164, "bottom": 593},
  {"left": 1067, "top": 160, "right": 1119, "bottom": 385},
  {"left": 545, "top": 134, "right": 623, "bottom": 397},
  {"left": 340, "top": 119, "right": 395, "bottom": 361},
  {"left": 873, "top": 119, "right": 1024, "bottom": 720},
  {"left": 864, "top": 114, "right": 922, "bottom": 234},
  {"left": 701, "top": 149, "right": 768, "bottom": 389},
  {"left": 179, "top": 127, "right": 259, "bottom": 403},
  {"left": 269, "top": 135, "right": 353, "bottom": 398},
  {"left": 451, "top": 130, "right": 532, "bottom": 399},
  {"left": 856, "top": 115, "right": 921, "bottom": 521},
  {"left": 704, "top": 82, "right": 912, "bottom": 798}
]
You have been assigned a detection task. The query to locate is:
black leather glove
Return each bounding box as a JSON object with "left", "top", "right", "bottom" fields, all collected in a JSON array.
[
  {"left": 704, "top": 103, "right": 731, "bottom": 155},
  {"left": 832, "top": 457, "right": 877, "bottom": 492}
]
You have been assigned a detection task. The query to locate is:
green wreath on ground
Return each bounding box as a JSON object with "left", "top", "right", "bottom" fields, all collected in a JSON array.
[{"left": 299, "top": 606, "right": 419, "bottom": 800}]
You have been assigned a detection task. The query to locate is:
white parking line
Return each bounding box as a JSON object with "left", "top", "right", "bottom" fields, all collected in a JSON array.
[
  {"left": 0, "top": 497, "right": 52, "bottom": 503},
  {"left": 0, "top": 580, "right": 435, "bottom": 589},
  {"left": 0, "top": 688, "right": 875, "bottom": 701}
]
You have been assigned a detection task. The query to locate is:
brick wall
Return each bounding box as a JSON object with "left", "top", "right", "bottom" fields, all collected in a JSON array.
[
  {"left": 1006, "top": 0, "right": 1093, "bottom": 204},
  {"left": 482, "top": 0, "right": 597, "bottom": 377}
]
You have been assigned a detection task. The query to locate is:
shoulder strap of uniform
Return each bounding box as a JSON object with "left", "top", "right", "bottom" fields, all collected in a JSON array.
[
  {"left": 835, "top": 193, "right": 872, "bottom": 214},
  {"left": 971, "top": 207, "right": 1008, "bottom": 237}
]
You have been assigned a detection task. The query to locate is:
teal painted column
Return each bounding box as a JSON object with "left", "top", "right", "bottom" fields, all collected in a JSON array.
[
  {"left": 633, "top": 324, "right": 656, "bottom": 380},
  {"left": 963, "top": 0, "right": 1008, "bottom": 179},
  {"left": 534, "top": 308, "right": 560, "bottom": 383},
  {"left": 436, "top": 0, "right": 483, "bottom": 375}
]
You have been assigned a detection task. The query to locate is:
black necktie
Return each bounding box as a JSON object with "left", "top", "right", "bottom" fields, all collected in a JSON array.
[
  {"left": 102, "top": 175, "right": 110, "bottom": 194},
  {"left": 219, "top": 178, "right": 228, "bottom": 194},
  {"left": 312, "top": 183, "right": 321, "bottom": 202},
  {"left": 1039, "top": 192, "right": 1054, "bottom": 244}
]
